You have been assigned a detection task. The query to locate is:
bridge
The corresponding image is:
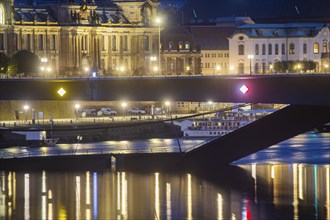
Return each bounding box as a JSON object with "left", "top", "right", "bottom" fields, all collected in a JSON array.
[
  {"left": 0, "top": 74, "right": 329, "bottom": 169},
  {"left": 0, "top": 74, "right": 329, "bottom": 105}
]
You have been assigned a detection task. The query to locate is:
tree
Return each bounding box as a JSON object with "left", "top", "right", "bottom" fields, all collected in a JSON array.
[
  {"left": 12, "top": 50, "right": 40, "bottom": 76},
  {"left": 0, "top": 53, "right": 9, "bottom": 73}
]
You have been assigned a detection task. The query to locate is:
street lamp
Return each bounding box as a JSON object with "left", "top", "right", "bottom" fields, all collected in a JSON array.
[
  {"left": 23, "top": 104, "right": 29, "bottom": 122},
  {"left": 155, "top": 17, "right": 162, "bottom": 75},
  {"left": 269, "top": 64, "right": 273, "bottom": 74},
  {"left": 215, "top": 65, "right": 221, "bottom": 75},
  {"left": 165, "top": 101, "right": 171, "bottom": 117},
  {"left": 41, "top": 57, "right": 48, "bottom": 78},
  {"left": 324, "top": 64, "right": 329, "bottom": 73},
  {"left": 121, "top": 102, "right": 127, "bottom": 118},
  {"left": 74, "top": 104, "right": 80, "bottom": 120},
  {"left": 207, "top": 101, "right": 213, "bottom": 112},
  {"left": 247, "top": 54, "right": 254, "bottom": 75}
]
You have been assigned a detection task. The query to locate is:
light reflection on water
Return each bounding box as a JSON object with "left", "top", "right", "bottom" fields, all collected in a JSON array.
[
  {"left": 0, "top": 133, "right": 329, "bottom": 219},
  {"left": 0, "top": 164, "right": 329, "bottom": 219}
]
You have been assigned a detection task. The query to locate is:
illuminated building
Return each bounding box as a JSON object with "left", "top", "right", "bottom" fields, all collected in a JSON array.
[{"left": 0, "top": 0, "right": 161, "bottom": 76}]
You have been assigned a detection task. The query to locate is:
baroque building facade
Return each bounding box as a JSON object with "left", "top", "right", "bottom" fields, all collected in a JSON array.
[
  {"left": 0, "top": 0, "right": 161, "bottom": 76},
  {"left": 228, "top": 23, "right": 330, "bottom": 74}
]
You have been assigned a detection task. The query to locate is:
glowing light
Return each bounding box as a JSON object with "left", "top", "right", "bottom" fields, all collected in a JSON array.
[
  {"left": 155, "top": 173, "right": 160, "bottom": 220},
  {"left": 24, "top": 174, "right": 30, "bottom": 220},
  {"left": 166, "top": 183, "right": 171, "bottom": 219},
  {"left": 187, "top": 174, "right": 192, "bottom": 220},
  {"left": 217, "top": 193, "right": 223, "bottom": 220},
  {"left": 76, "top": 176, "right": 81, "bottom": 219},
  {"left": 240, "top": 85, "right": 249, "bottom": 94},
  {"left": 23, "top": 105, "right": 29, "bottom": 110},
  {"left": 57, "top": 88, "right": 66, "bottom": 97},
  {"left": 93, "top": 172, "right": 98, "bottom": 220}
]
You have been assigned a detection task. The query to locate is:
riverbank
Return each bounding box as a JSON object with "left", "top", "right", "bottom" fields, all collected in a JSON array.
[{"left": 0, "top": 120, "right": 182, "bottom": 148}]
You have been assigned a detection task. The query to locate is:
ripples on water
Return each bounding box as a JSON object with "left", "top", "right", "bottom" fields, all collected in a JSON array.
[{"left": 0, "top": 133, "right": 329, "bottom": 219}]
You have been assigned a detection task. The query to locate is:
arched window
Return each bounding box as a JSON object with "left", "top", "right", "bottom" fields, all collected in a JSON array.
[
  {"left": 238, "top": 44, "right": 244, "bottom": 55},
  {"left": 255, "top": 44, "right": 259, "bottom": 55},
  {"left": 169, "top": 41, "right": 173, "bottom": 51},
  {"left": 313, "top": 43, "right": 319, "bottom": 54},
  {"left": 178, "top": 41, "right": 183, "bottom": 50},
  {"left": 255, "top": 61, "right": 260, "bottom": 74},
  {"left": 323, "top": 41, "right": 328, "bottom": 53},
  {"left": 289, "top": 43, "right": 295, "bottom": 54},
  {"left": 185, "top": 42, "right": 190, "bottom": 50}
]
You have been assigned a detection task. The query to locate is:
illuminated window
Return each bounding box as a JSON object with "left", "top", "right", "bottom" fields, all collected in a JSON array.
[
  {"left": 313, "top": 43, "right": 319, "bottom": 54},
  {"left": 238, "top": 44, "right": 244, "bottom": 55},
  {"left": 184, "top": 41, "right": 189, "bottom": 50},
  {"left": 178, "top": 42, "right": 183, "bottom": 50},
  {"left": 289, "top": 43, "right": 295, "bottom": 54},
  {"left": 323, "top": 41, "right": 327, "bottom": 53}
]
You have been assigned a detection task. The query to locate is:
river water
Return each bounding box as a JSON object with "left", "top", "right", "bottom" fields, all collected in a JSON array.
[{"left": 0, "top": 133, "right": 329, "bottom": 219}]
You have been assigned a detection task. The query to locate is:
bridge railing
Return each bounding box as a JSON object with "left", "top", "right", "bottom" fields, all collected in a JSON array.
[{"left": 0, "top": 147, "right": 173, "bottom": 159}]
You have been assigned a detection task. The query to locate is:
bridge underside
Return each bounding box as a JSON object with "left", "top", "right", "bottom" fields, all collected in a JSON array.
[{"left": 182, "top": 105, "right": 330, "bottom": 166}]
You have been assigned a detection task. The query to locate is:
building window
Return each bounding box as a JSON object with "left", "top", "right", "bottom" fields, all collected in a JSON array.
[
  {"left": 143, "top": 36, "right": 149, "bottom": 51},
  {"left": 238, "top": 44, "right": 244, "bottom": 55},
  {"left": 169, "top": 41, "right": 173, "bottom": 51},
  {"left": 255, "top": 44, "right": 259, "bottom": 55},
  {"left": 238, "top": 63, "right": 244, "bottom": 74},
  {"left": 112, "top": 36, "right": 116, "bottom": 51},
  {"left": 281, "top": 43, "right": 285, "bottom": 55},
  {"left": 289, "top": 43, "right": 295, "bottom": 54},
  {"left": 178, "top": 42, "right": 183, "bottom": 50},
  {"left": 313, "top": 43, "right": 319, "bottom": 54},
  {"left": 262, "top": 44, "right": 266, "bottom": 55},
  {"left": 255, "top": 62, "right": 259, "bottom": 74},
  {"left": 185, "top": 42, "right": 190, "bottom": 50},
  {"left": 262, "top": 62, "right": 266, "bottom": 74},
  {"left": 268, "top": 44, "right": 272, "bottom": 55},
  {"left": 275, "top": 44, "right": 279, "bottom": 55},
  {"left": 38, "top": 35, "right": 44, "bottom": 51},
  {"left": 0, "top": 33, "right": 4, "bottom": 50},
  {"left": 303, "top": 43, "right": 307, "bottom": 54},
  {"left": 120, "top": 35, "right": 127, "bottom": 51},
  {"left": 50, "top": 35, "right": 56, "bottom": 50},
  {"left": 15, "top": 33, "right": 19, "bottom": 50},
  {"left": 323, "top": 42, "right": 327, "bottom": 53}
]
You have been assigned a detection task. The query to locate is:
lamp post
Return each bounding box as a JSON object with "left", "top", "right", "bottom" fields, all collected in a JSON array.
[
  {"left": 23, "top": 105, "right": 29, "bottom": 122},
  {"left": 41, "top": 57, "right": 48, "bottom": 78},
  {"left": 247, "top": 54, "right": 254, "bottom": 75},
  {"left": 215, "top": 65, "right": 221, "bottom": 75},
  {"left": 121, "top": 102, "right": 127, "bottom": 119},
  {"left": 74, "top": 104, "right": 80, "bottom": 121},
  {"left": 324, "top": 64, "right": 329, "bottom": 73},
  {"left": 155, "top": 17, "right": 162, "bottom": 76},
  {"left": 165, "top": 101, "right": 170, "bottom": 118}
]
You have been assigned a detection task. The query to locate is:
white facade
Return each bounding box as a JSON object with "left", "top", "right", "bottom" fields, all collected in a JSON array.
[{"left": 229, "top": 23, "right": 330, "bottom": 74}]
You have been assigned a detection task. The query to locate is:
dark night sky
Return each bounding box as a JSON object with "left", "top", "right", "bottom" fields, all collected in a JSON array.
[{"left": 164, "top": 0, "right": 330, "bottom": 23}]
